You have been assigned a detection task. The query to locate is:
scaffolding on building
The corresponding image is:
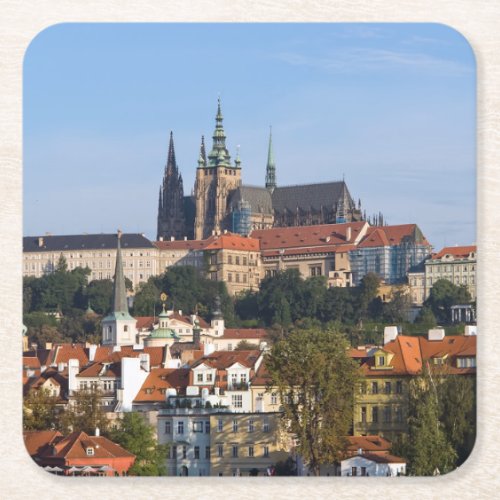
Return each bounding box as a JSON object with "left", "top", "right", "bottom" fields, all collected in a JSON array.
[{"left": 232, "top": 200, "right": 251, "bottom": 236}]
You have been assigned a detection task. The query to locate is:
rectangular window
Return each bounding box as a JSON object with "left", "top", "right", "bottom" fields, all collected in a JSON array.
[
  {"left": 396, "top": 381, "right": 403, "bottom": 394},
  {"left": 372, "top": 382, "right": 378, "bottom": 394},
  {"left": 228, "top": 255, "right": 233, "bottom": 264},
  {"left": 171, "top": 445, "right": 177, "bottom": 459},
  {"left": 248, "top": 446, "right": 254, "bottom": 457},
  {"left": 207, "top": 373, "right": 213, "bottom": 382},
  {"left": 177, "top": 421, "right": 184, "bottom": 434},
  {"left": 228, "top": 272, "right": 232, "bottom": 282},
  {"left": 248, "top": 419, "right": 255, "bottom": 432},
  {"left": 352, "top": 467, "right": 357, "bottom": 477},
  {"left": 235, "top": 256, "right": 240, "bottom": 265},
  {"left": 361, "top": 406, "right": 367, "bottom": 424},
  {"left": 182, "top": 445, "right": 187, "bottom": 459},
  {"left": 361, "top": 467, "right": 367, "bottom": 476},
  {"left": 395, "top": 407, "right": 403, "bottom": 423},
  {"left": 263, "top": 446, "right": 269, "bottom": 458},
  {"left": 385, "top": 382, "right": 391, "bottom": 394},
  {"left": 232, "top": 419, "right": 238, "bottom": 432},
  {"left": 271, "top": 392, "right": 277, "bottom": 405},
  {"left": 205, "top": 421, "right": 210, "bottom": 434},
  {"left": 236, "top": 273, "right": 240, "bottom": 283},
  {"left": 193, "top": 421, "right": 203, "bottom": 433},
  {"left": 217, "top": 419, "right": 223, "bottom": 432},
  {"left": 372, "top": 407, "right": 378, "bottom": 423},
  {"left": 243, "top": 257, "right": 247, "bottom": 266},
  {"left": 232, "top": 394, "right": 243, "bottom": 408},
  {"left": 197, "top": 373, "right": 203, "bottom": 382},
  {"left": 232, "top": 445, "right": 238, "bottom": 458},
  {"left": 217, "top": 444, "right": 223, "bottom": 457},
  {"left": 263, "top": 418, "right": 270, "bottom": 432},
  {"left": 384, "top": 406, "right": 391, "bottom": 423},
  {"left": 194, "top": 446, "right": 200, "bottom": 459},
  {"left": 165, "top": 421, "right": 171, "bottom": 434},
  {"left": 205, "top": 446, "right": 210, "bottom": 459}
]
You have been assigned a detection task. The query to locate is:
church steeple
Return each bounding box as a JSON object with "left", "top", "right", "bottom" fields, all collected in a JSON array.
[
  {"left": 166, "top": 131, "right": 177, "bottom": 175},
  {"left": 265, "top": 126, "right": 277, "bottom": 191},
  {"left": 207, "top": 97, "right": 231, "bottom": 167},
  {"left": 112, "top": 230, "right": 129, "bottom": 314}
]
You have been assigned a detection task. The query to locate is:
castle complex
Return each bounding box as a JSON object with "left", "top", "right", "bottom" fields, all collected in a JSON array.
[{"left": 157, "top": 99, "right": 363, "bottom": 241}]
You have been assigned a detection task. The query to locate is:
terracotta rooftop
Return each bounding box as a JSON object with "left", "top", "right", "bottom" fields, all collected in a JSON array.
[
  {"left": 358, "top": 224, "right": 430, "bottom": 249},
  {"left": 222, "top": 328, "right": 268, "bottom": 340},
  {"left": 345, "top": 435, "right": 391, "bottom": 455},
  {"left": 203, "top": 233, "right": 260, "bottom": 252},
  {"left": 192, "top": 350, "right": 262, "bottom": 370},
  {"left": 77, "top": 362, "right": 121, "bottom": 378},
  {"left": 133, "top": 368, "right": 190, "bottom": 402},
  {"left": 431, "top": 245, "right": 477, "bottom": 260},
  {"left": 251, "top": 221, "right": 367, "bottom": 251},
  {"left": 136, "top": 316, "right": 157, "bottom": 330},
  {"left": 154, "top": 239, "right": 208, "bottom": 251},
  {"left": 24, "top": 430, "right": 63, "bottom": 456}
]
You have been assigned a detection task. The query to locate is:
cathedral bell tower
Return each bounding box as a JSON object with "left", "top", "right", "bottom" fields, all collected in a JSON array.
[{"left": 193, "top": 98, "right": 242, "bottom": 240}]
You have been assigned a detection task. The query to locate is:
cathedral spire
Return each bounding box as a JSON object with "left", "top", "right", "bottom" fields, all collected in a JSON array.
[
  {"left": 112, "top": 230, "right": 129, "bottom": 314},
  {"left": 265, "top": 126, "right": 277, "bottom": 191},
  {"left": 166, "top": 131, "right": 177, "bottom": 175},
  {"left": 208, "top": 96, "right": 231, "bottom": 167}
]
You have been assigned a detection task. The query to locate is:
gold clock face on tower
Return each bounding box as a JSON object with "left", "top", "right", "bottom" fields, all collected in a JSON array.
[{"left": 160, "top": 292, "right": 167, "bottom": 302}]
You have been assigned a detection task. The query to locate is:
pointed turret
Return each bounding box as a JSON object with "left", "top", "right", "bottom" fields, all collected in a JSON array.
[
  {"left": 265, "top": 126, "right": 277, "bottom": 191},
  {"left": 112, "top": 230, "right": 129, "bottom": 314},
  {"left": 207, "top": 97, "right": 232, "bottom": 167},
  {"left": 235, "top": 145, "right": 241, "bottom": 169},
  {"left": 201, "top": 135, "right": 207, "bottom": 165},
  {"left": 166, "top": 131, "right": 177, "bottom": 175}
]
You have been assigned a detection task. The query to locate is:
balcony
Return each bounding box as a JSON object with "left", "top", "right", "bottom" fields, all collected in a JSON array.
[{"left": 227, "top": 382, "right": 249, "bottom": 391}]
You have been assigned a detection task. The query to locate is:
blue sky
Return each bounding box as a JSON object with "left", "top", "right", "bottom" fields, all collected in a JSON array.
[{"left": 23, "top": 23, "right": 476, "bottom": 250}]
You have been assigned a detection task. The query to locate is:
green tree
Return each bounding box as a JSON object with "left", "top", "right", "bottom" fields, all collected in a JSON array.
[
  {"left": 383, "top": 287, "right": 412, "bottom": 324},
  {"left": 23, "top": 388, "right": 61, "bottom": 431},
  {"left": 424, "top": 279, "right": 472, "bottom": 324},
  {"left": 132, "top": 278, "right": 161, "bottom": 316},
  {"left": 110, "top": 412, "right": 168, "bottom": 476},
  {"left": 320, "top": 286, "right": 355, "bottom": 324},
  {"left": 355, "top": 272, "right": 382, "bottom": 320},
  {"left": 415, "top": 306, "right": 437, "bottom": 329},
  {"left": 396, "top": 366, "right": 457, "bottom": 475},
  {"left": 234, "top": 340, "right": 259, "bottom": 350},
  {"left": 83, "top": 279, "right": 114, "bottom": 314},
  {"left": 60, "top": 388, "right": 109, "bottom": 435},
  {"left": 266, "top": 327, "right": 361, "bottom": 476}
]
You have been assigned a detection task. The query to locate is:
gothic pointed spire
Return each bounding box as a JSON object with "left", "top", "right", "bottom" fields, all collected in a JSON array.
[
  {"left": 112, "top": 230, "right": 129, "bottom": 314},
  {"left": 265, "top": 126, "right": 277, "bottom": 191},
  {"left": 166, "top": 131, "right": 177, "bottom": 175},
  {"left": 235, "top": 144, "right": 241, "bottom": 168},
  {"left": 208, "top": 96, "right": 231, "bottom": 167},
  {"left": 198, "top": 135, "right": 206, "bottom": 168},
  {"left": 158, "top": 186, "right": 163, "bottom": 210}
]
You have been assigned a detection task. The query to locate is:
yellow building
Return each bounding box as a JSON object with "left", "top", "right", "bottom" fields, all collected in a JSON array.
[{"left": 209, "top": 412, "right": 290, "bottom": 476}]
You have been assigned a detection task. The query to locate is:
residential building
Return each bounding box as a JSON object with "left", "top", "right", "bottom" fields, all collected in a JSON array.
[
  {"left": 154, "top": 238, "right": 206, "bottom": 273},
  {"left": 23, "top": 232, "right": 157, "bottom": 289},
  {"left": 425, "top": 245, "right": 477, "bottom": 301},
  {"left": 24, "top": 429, "right": 135, "bottom": 476},
  {"left": 209, "top": 412, "right": 290, "bottom": 476},
  {"left": 340, "top": 452, "right": 406, "bottom": 477}
]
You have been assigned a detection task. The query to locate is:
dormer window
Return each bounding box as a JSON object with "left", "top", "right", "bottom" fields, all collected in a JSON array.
[
  {"left": 378, "top": 356, "right": 385, "bottom": 366},
  {"left": 86, "top": 447, "right": 94, "bottom": 456}
]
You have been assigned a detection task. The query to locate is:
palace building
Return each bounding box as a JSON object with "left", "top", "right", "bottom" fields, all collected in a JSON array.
[{"left": 156, "top": 98, "right": 363, "bottom": 241}]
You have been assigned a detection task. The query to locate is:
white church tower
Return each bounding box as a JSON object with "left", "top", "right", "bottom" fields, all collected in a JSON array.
[{"left": 102, "top": 231, "right": 137, "bottom": 346}]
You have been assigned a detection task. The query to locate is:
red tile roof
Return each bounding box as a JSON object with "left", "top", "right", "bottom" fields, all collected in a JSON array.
[
  {"left": 136, "top": 316, "right": 157, "bottom": 330},
  {"left": 203, "top": 233, "right": 260, "bottom": 252},
  {"left": 133, "top": 368, "right": 190, "bottom": 402},
  {"left": 345, "top": 435, "right": 391, "bottom": 455},
  {"left": 24, "top": 430, "right": 63, "bottom": 456},
  {"left": 252, "top": 221, "right": 367, "bottom": 251},
  {"left": 358, "top": 224, "right": 430, "bottom": 249},
  {"left": 222, "top": 328, "right": 268, "bottom": 340},
  {"left": 38, "top": 431, "right": 135, "bottom": 460},
  {"left": 77, "top": 362, "right": 121, "bottom": 378},
  {"left": 431, "top": 245, "right": 476, "bottom": 260}
]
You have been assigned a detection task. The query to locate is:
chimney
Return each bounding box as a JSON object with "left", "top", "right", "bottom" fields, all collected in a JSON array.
[
  {"left": 45, "top": 342, "right": 53, "bottom": 350},
  {"left": 383, "top": 326, "right": 398, "bottom": 345},
  {"left": 95, "top": 427, "right": 100, "bottom": 437},
  {"left": 223, "top": 229, "right": 228, "bottom": 234},
  {"left": 178, "top": 310, "right": 182, "bottom": 316},
  {"left": 193, "top": 324, "right": 201, "bottom": 349},
  {"left": 464, "top": 325, "right": 477, "bottom": 336},
  {"left": 346, "top": 227, "right": 352, "bottom": 242},
  {"left": 428, "top": 328, "right": 445, "bottom": 341},
  {"left": 357, "top": 448, "right": 363, "bottom": 456},
  {"left": 38, "top": 237, "right": 44, "bottom": 247},
  {"left": 88, "top": 344, "right": 97, "bottom": 362},
  {"left": 184, "top": 236, "right": 187, "bottom": 241},
  {"left": 170, "top": 236, "right": 175, "bottom": 241},
  {"left": 57, "top": 362, "right": 65, "bottom": 372},
  {"left": 68, "top": 358, "right": 80, "bottom": 394},
  {"left": 159, "top": 236, "right": 163, "bottom": 242}
]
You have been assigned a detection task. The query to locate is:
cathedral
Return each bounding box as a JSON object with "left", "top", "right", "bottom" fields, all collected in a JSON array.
[{"left": 157, "top": 99, "right": 363, "bottom": 241}]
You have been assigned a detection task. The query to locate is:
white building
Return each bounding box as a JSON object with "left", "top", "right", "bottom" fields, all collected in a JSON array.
[{"left": 341, "top": 453, "right": 406, "bottom": 477}]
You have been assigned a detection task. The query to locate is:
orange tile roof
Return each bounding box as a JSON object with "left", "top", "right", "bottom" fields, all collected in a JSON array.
[
  {"left": 40, "top": 431, "right": 135, "bottom": 460},
  {"left": 203, "top": 233, "right": 260, "bottom": 252},
  {"left": 251, "top": 359, "right": 271, "bottom": 386},
  {"left": 133, "top": 368, "right": 190, "bottom": 402},
  {"left": 77, "top": 362, "right": 121, "bottom": 378},
  {"left": 136, "top": 316, "right": 157, "bottom": 330},
  {"left": 23, "top": 356, "right": 41, "bottom": 369},
  {"left": 24, "top": 430, "right": 63, "bottom": 456},
  {"left": 251, "top": 221, "right": 366, "bottom": 251},
  {"left": 431, "top": 245, "right": 476, "bottom": 260},
  {"left": 222, "top": 328, "right": 268, "bottom": 340},
  {"left": 49, "top": 344, "right": 89, "bottom": 366},
  {"left": 345, "top": 435, "right": 391, "bottom": 455},
  {"left": 358, "top": 224, "right": 430, "bottom": 249}
]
